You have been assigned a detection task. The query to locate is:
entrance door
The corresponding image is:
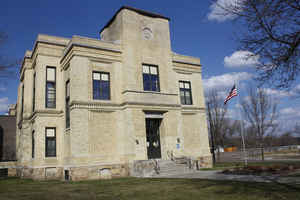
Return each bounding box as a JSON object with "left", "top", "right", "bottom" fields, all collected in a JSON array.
[{"left": 146, "top": 118, "right": 162, "bottom": 159}]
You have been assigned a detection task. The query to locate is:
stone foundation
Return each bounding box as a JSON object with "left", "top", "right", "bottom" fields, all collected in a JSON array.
[
  {"left": 0, "top": 161, "right": 17, "bottom": 177},
  {"left": 130, "top": 160, "right": 158, "bottom": 177},
  {"left": 17, "top": 163, "right": 129, "bottom": 181}
]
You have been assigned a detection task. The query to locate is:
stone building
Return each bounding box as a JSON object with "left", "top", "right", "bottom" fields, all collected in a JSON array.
[
  {"left": 0, "top": 105, "right": 17, "bottom": 161},
  {"left": 16, "top": 6, "right": 211, "bottom": 180}
]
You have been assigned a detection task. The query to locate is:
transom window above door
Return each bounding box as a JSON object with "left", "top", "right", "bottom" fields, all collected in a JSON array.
[{"left": 142, "top": 64, "right": 160, "bottom": 92}]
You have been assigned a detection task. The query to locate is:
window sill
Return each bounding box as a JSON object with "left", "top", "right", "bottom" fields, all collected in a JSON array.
[
  {"left": 45, "top": 107, "right": 57, "bottom": 109},
  {"left": 45, "top": 156, "right": 57, "bottom": 159},
  {"left": 92, "top": 99, "right": 111, "bottom": 101}
]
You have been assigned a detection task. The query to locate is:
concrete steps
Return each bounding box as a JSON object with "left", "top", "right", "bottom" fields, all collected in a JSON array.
[{"left": 151, "top": 159, "right": 197, "bottom": 177}]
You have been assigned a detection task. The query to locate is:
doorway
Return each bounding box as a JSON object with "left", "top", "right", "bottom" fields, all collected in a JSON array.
[{"left": 145, "top": 118, "right": 162, "bottom": 159}]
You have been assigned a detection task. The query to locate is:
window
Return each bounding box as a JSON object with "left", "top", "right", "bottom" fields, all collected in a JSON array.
[
  {"left": 46, "top": 67, "right": 56, "bottom": 108},
  {"left": 142, "top": 64, "right": 160, "bottom": 92},
  {"left": 179, "top": 81, "right": 193, "bottom": 105},
  {"left": 65, "top": 80, "right": 70, "bottom": 129},
  {"left": 32, "top": 131, "right": 35, "bottom": 158},
  {"left": 93, "top": 72, "right": 110, "bottom": 100},
  {"left": 45, "top": 128, "right": 56, "bottom": 157},
  {"left": 21, "top": 84, "right": 24, "bottom": 120},
  {"left": 33, "top": 73, "right": 36, "bottom": 112}
]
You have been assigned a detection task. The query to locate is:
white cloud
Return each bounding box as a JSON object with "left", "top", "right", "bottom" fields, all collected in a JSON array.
[
  {"left": 260, "top": 84, "right": 300, "bottom": 99},
  {"left": 278, "top": 106, "right": 300, "bottom": 132},
  {"left": 0, "top": 87, "right": 6, "bottom": 92},
  {"left": 280, "top": 107, "right": 300, "bottom": 117},
  {"left": 224, "top": 51, "right": 260, "bottom": 68},
  {"left": 203, "top": 72, "right": 252, "bottom": 90},
  {"left": 207, "top": 0, "right": 243, "bottom": 22},
  {"left": 0, "top": 97, "right": 9, "bottom": 113},
  {"left": 262, "top": 88, "right": 292, "bottom": 98},
  {"left": 291, "top": 84, "right": 300, "bottom": 94}
]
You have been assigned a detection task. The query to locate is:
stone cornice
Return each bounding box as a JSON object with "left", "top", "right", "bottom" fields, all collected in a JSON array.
[
  {"left": 181, "top": 106, "right": 206, "bottom": 114},
  {"left": 172, "top": 60, "right": 201, "bottom": 67},
  {"left": 29, "top": 109, "right": 64, "bottom": 121},
  {"left": 20, "top": 36, "right": 69, "bottom": 74},
  {"left": 60, "top": 40, "right": 122, "bottom": 64},
  {"left": 122, "top": 90, "right": 178, "bottom": 96},
  {"left": 70, "top": 100, "right": 120, "bottom": 107},
  {"left": 70, "top": 100, "right": 182, "bottom": 111},
  {"left": 122, "top": 101, "right": 181, "bottom": 108}
]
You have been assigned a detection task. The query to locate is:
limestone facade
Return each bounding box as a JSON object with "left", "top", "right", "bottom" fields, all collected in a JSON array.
[{"left": 16, "top": 6, "right": 212, "bottom": 180}]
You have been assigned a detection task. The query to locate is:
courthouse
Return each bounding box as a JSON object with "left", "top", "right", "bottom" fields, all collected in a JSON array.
[{"left": 16, "top": 6, "right": 212, "bottom": 180}]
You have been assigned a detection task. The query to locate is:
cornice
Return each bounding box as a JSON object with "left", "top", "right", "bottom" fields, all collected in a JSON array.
[
  {"left": 69, "top": 100, "right": 182, "bottom": 111},
  {"left": 172, "top": 60, "right": 201, "bottom": 67},
  {"left": 122, "top": 90, "right": 178, "bottom": 96},
  {"left": 29, "top": 109, "right": 64, "bottom": 121},
  {"left": 173, "top": 67, "right": 201, "bottom": 74},
  {"left": 60, "top": 41, "right": 122, "bottom": 64},
  {"left": 20, "top": 39, "right": 68, "bottom": 74}
]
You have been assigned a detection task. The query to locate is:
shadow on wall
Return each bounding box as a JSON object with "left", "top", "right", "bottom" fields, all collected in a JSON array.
[
  {"left": 0, "top": 126, "right": 3, "bottom": 160},
  {"left": 0, "top": 116, "right": 17, "bottom": 161}
]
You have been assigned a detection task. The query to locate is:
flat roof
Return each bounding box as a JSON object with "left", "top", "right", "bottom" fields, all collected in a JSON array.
[{"left": 99, "top": 6, "right": 170, "bottom": 34}]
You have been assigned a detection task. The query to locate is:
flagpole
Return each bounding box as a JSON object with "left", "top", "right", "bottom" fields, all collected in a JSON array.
[{"left": 236, "top": 80, "right": 248, "bottom": 166}]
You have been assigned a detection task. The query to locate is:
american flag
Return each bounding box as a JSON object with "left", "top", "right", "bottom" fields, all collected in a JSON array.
[{"left": 224, "top": 85, "right": 237, "bottom": 105}]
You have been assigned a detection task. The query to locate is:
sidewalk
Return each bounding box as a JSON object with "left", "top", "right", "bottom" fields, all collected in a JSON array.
[{"left": 154, "top": 170, "right": 300, "bottom": 184}]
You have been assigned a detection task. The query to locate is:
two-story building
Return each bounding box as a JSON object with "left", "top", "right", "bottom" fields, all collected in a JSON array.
[{"left": 16, "top": 6, "right": 212, "bottom": 180}]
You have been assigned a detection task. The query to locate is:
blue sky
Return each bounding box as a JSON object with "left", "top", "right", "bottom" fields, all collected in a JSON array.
[{"left": 0, "top": 0, "right": 299, "bottom": 132}]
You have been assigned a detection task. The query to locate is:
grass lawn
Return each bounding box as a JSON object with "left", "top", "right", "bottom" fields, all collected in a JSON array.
[{"left": 0, "top": 177, "right": 299, "bottom": 200}]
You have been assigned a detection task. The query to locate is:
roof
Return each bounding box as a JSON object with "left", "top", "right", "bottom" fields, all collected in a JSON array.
[{"left": 99, "top": 6, "right": 170, "bottom": 34}]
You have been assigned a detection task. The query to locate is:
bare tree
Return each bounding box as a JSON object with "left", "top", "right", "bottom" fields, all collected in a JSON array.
[
  {"left": 212, "top": 0, "right": 300, "bottom": 89},
  {"left": 222, "top": 118, "right": 242, "bottom": 147},
  {"left": 205, "top": 89, "right": 228, "bottom": 164},
  {"left": 0, "top": 32, "right": 19, "bottom": 80},
  {"left": 294, "top": 123, "right": 300, "bottom": 136},
  {"left": 241, "top": 87, "right": 278, "bottom": 160}
]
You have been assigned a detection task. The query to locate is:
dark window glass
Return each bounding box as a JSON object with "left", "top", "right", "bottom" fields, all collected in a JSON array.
[
  {"left": 45, "top": 128, "right": 56, "bottom": 157},
  {"left": 32, "top": 131, "right": 35, "bottom": 158},
  {"left": 179, "top": 81, "right": 193, "bottom": 105},
  {"left": 66, "top": 81, "right": 70, "bottom": 129},
  {"left": 46, "top": 67, "right": 56, "bottom": 108},
  {"left": 21, "top": 85, "right": 24, "bottom": 120},
  {"left": 142, "top": 65, "right": 160, "bottom": 92},
  {"left": 33, "top": 73, "right": 36, "bottom": 112},
  {"left": 93, "top": 72, "right": 110, "bottom": 100},
  {"left": 143, "top": 73, "right": 151, "bottom": 91}
]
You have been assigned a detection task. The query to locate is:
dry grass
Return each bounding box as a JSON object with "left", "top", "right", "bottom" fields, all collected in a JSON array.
[{"left": 0, "top": 177, "right": 299, "bottom": 200}]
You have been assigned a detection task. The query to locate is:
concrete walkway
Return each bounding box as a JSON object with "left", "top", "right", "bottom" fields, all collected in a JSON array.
[{"left": 154, "top": 170, "right": 300, "bottom": 184}]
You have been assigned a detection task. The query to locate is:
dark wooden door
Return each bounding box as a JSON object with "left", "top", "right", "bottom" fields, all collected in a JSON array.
[{"left": 146, "top": 118, "right": 162, "bottom": 159}]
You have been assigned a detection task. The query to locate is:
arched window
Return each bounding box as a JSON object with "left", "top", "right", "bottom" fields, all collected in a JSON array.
[{"left": 0, "top": 126, "right": 3, "bottom": 161}]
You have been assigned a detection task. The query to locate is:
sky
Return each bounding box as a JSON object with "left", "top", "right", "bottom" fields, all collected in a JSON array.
[{"left": 0, "top": 0, "right": 299, "bottom": 133}]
